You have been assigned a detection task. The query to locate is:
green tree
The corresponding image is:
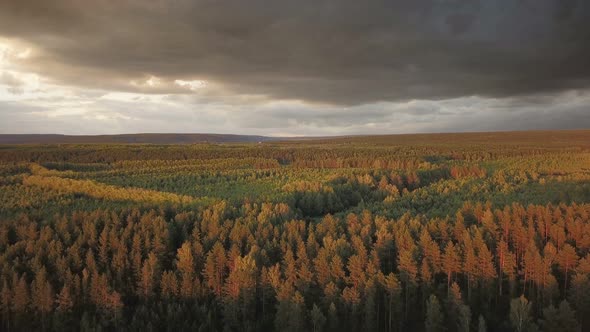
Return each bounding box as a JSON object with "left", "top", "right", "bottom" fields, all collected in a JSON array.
[
  {"left": 568, "top": 274, "right": 590, "bottom": 329},
  {"left": 310, "top": 303, "right": 326, "bottom": 332},
  {"left": 478, "top": 314, "right": 487, "bottom": 332},
  {"left": 448, "top": 282, "right": 471, "bottom": 332},
  {"left": 457, "top": 305, "right": 471, "bottom": 332},
  {"left": 1, "top": 279, "right": 12, "bottom": 332},
  {"left": 540, "top": 300, "right": 580, "bottom": 332},
  {"left": 328, "top": 302, "right": 338, "bottom": 332},
  {"left": 363, "top": 279, "right": 378, "bottom": 332},
  {"left": 510, "top": 295, "right": 533, "bottom": 332},
  {"left": 425, "top": 295, "right": 444, "bottom": 332}
]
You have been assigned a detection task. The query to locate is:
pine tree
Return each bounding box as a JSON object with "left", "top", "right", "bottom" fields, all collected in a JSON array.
[
  {"left": 160, "top": 270, "right": 179, "bottom": 298},
  {"left": 478, "top": 314, "right": 487, "bottom": 332},
  {"left": 457, "top": 305, "right": 471, "bottom": 332},
  {"left": 557, "top": 244, "right": 579, "bottom": 293},
  {"left": 443, "top": 241, "right": 461, "bottom": 292},
  {"left": 347, "top": 254, "right": 366, "bottom": 289},
  {"left": 448, "top": 282, "right": 471, "bottom": 332},
  {"left": 383, "top": 272, "right": 400, "bottom": 332},
  {"left": 463, "top": 236, "right": 478, "bottom": 300},
  {"left": 138, "top": 252, "right": 159, "bottom": 298},
  {"left": 203, "top": 242, "right": 226, "bottom": 297},
  {"left": 454, "top": 212, "right": 466, "bottom": 241},
  {"left": 314, "top": 250, "right": 332, "bottom": 287},
  {"left": 98, "top": 225, "right": 110, "bottom": 267},
  {"left": 509, "top": 295, "right": 533, "bottom": 332},
  {"left": 310, "top": 303, "right": 326, "bottom": 332},
  {"left": 223, "top": 255, "right": 257, "bottom": 329},
  {"left": 329, "top": 255, "right": 346, "bottom": 283},
  {"left": 568, "top": 274, "right": 590, "bottom": 329},
  {"left": 477, "top": 242, "right": 497, "bottom": 283},
  {"left": 425, "top": 295, "right": 444, "bottom": 332},
  {"left": 56, "top": 285, "right": 74, "bottom": 313},
  {"left": 1, "top": 278, "right": 12, "bottom": 332},
  {"left": 398, "top": 247, "right": 418, "bottom": 321},
  {"left": 54, "top": 284, "right": 74, "bottom": 332},
  {"left": 176, "top": 241, "right": 196, "bottom": 298},
  {"left": 540, "top": 300, "right": 580, "bottom": 332},
  {"left": 296, "top": 241, "right": 314, "bottom": 294},
  {"left": 363, "top": 279, "right": 378, "bottom": 332},
  {"left": 420, "top": 229, "right": 441, "bottom": 273},
  {"left": 328, "top": 302, "right": 338, "bottom": 332},
  {"left": 12, "top": 275, "right": 29, "bottom": 314},
  {"left": 284, "top": 291, "right": 306, "bottom": 332},
  {"left": 342, "top": 286, "right": 361, "bottom": 329}
]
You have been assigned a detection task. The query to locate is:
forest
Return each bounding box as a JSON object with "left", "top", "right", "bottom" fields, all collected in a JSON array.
[{"left": 0, "top": 130, "right": 589, "bottom": 331}]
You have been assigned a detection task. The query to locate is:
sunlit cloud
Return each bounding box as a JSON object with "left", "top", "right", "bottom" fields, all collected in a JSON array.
[
  {"left": 175, "top": 79, "right": 207, "bottom": 91},
  {"left": 130, "top": 75, "right": 162, "bottom": 89}
]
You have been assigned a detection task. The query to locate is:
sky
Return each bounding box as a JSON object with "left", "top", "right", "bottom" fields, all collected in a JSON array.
[{"left": 0, "top": 0, "right": 589, "bottom": 136}]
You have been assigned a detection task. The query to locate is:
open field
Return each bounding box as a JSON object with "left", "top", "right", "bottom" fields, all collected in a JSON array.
[{"left": 1, "top": 130, "right": 590, "bottom": 331}]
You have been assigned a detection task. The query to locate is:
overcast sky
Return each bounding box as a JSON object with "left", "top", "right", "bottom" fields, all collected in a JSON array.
[{"left": 0, "top": 0, "right": 589, "bottom": 136}]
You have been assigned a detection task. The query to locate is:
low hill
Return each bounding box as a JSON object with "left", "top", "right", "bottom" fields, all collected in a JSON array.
[{"left": 2, "top": 129, "right": 589, "bottom": 146}]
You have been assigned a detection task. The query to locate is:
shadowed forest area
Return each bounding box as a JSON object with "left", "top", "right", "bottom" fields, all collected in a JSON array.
[{"left": 0, "top": 130, "right": 590, "bottom": 331}]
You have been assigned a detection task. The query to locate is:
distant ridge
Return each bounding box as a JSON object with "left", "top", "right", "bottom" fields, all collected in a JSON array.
[
  {"left": 1, "top": 129, "right": 589, "bottom": 145},
  {"left": 0, "top": 134, "right": 277, "bottom": 144}
]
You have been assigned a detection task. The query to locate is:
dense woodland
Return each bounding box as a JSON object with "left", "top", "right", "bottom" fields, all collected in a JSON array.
[{"left": 0, "top": 131, "right": 590, "bottom": 331}]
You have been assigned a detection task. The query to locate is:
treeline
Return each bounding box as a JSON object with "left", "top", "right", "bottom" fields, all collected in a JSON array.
[
  {"left": 1, "top": 143, "right": 586, "bottom": 167},
  {"left": 0, "top": 201, "right": 588, "bottom": 331}
]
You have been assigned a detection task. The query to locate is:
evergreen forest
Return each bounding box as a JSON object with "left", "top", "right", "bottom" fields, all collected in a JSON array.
[{"left": 1, "top": 130, "right": 590, "bottom": 332}]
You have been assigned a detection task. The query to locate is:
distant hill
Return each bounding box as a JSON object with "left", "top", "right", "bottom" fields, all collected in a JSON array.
[
  {"left": 0, "top": 134, "right": 277, "bottom": 144},
  {"left": 2, "top": 129, "right": 589, "bottom": 145},
  {"left": 289, "top": 129, "right": 590, "bottom": 147}
]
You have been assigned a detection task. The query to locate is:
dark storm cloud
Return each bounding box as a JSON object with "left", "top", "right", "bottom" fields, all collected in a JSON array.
[{"left": 0, "top": 0, "right": 589, "bottom": 105}]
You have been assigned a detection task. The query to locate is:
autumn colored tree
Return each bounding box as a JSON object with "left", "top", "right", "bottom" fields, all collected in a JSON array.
[
  {"left": 32, "top": 268, "right": 54, "bottom": 331},
  {"left": 442, "top": 241, "right": 461, "bottom": 292},
  {"left": 138, "top": 252, "right": 159, "bottom": 299},
  {"left": 12, "top": 274, "right": 29, "bottom": 315},
  {"left": 1, "top": 141, "right": 590, "bottom": 331},
  {"left": 383, "top": 272, "right": 401, "bottom": 332},
  {"left": 176, "top": 241, "right": 196, "bottom": 298},
  {"left": 398, "top": 246, "right": 418, "bottom": 320},
  {"left": 557, "top": 244, "right": 579, "bottom": 292}
]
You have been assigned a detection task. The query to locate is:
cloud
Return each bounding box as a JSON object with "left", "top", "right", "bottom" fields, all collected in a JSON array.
[
  {"left": 0, "top": 72, "right": 25, "bottom": 94},
  {"left": 1, "top": 84, "right": 588, "bottom": 136},
  {"left": 0, "top": 1, "right": 589, "bottom": 136},
  {"left": 0, "top": 0, "right": 588, "bottom": 105}
]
